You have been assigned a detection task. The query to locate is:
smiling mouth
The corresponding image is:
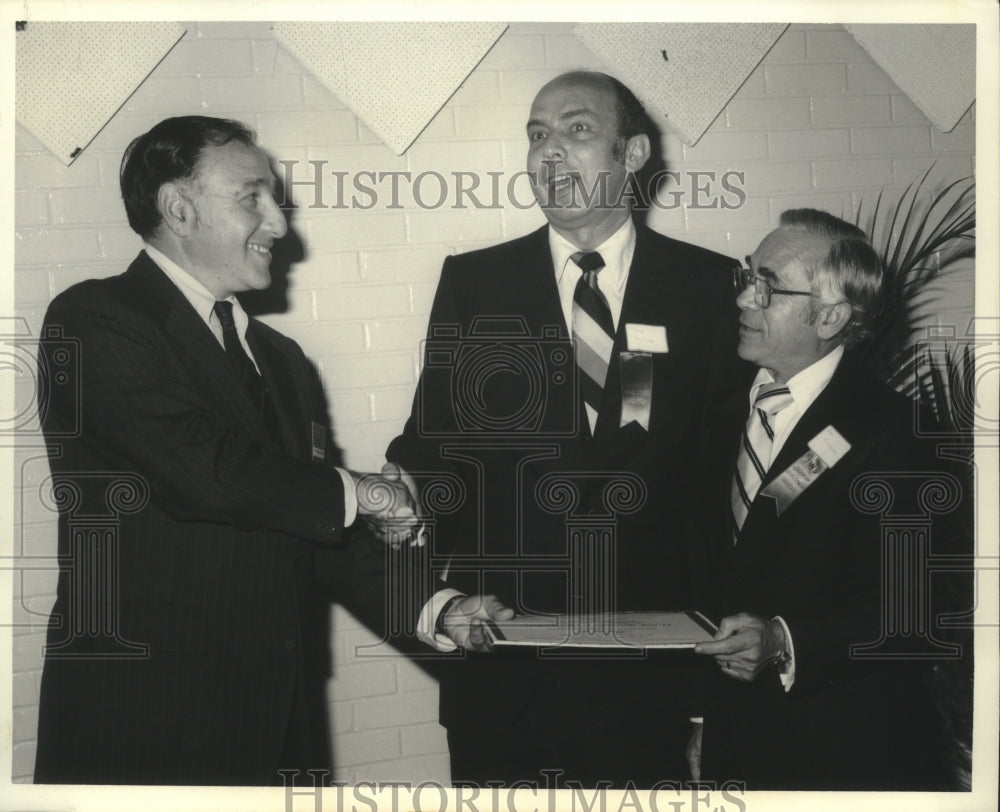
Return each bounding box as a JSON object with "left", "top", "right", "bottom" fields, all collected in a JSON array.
[{"left": 248, "top": 243, "right": 272, "bottom": 256}]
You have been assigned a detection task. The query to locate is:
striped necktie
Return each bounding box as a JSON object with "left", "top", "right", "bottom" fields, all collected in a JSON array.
[
  {"left": 571, "top": 251, "right": 615, "bottom": 419},
  {"left": 730, "top": 382, "right": 793, "bottom": 541}
]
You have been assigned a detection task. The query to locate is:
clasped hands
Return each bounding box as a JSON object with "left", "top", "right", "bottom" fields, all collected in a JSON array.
[
  {"left": 693, "top": 612, "right": 786, "bottom": 682},
  {"left": 352, "top": 462, "right": 424, "bottom": 547}
]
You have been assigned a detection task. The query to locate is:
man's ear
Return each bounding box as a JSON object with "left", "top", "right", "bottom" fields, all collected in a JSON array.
[
  {"left": 816, "top": 301, "right": 852, "bottom": 341},
  {"left": 157, "top": 183, "right": 195, "bottom": 237},
  {"left": 624, "top": 134, "right": 650, "bottom": 173}
]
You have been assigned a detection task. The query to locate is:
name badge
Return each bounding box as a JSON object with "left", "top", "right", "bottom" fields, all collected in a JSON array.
[
  {"left": 760, "top": 426, "right": 851, "bottom": 516},
  {"left": 311, "top": 421, "right": 327, "bottom": 462},
  {"left": 625, "top": 323, "right": 668, "bottom": 353}
]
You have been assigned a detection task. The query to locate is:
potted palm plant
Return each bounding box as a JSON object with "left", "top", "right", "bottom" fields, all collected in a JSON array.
[{"left": 854, "top": 166, "right": 976, "bottom": 789}]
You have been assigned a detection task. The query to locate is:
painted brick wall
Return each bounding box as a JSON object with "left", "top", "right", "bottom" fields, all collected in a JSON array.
[{"left": 11, "top": 21, "right": 976, "bottom": 784}]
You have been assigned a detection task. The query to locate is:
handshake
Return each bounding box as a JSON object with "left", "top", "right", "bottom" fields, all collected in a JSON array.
[
  {"left": 349, "top": 463, "right": 514, "bottom": 651},
  {"left": 350, "top": 462, "right": 426, "bottom": 548}
]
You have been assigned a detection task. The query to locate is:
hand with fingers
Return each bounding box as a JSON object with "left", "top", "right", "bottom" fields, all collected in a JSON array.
[
  {"left": 352, "top": 467, "right": 420, "bottom": 547},
  {"left": 693, "top": 612, "right": 786, "bottom": 682},
  {"left": 438, "top": 594, "right": 515, "bottom": 653},
  {"left": 379, "top": 462, "right": 429, "bottom": 546}
]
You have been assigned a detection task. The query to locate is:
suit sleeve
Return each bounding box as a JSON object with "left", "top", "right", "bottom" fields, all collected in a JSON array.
[
  {"left": 387, "top": 254, "right": 465, "bottom": 468},
  {"left": 41, "top": 286, "right": 348, "bottom": 545},
  {"left": 385, "top": 256, "right": 478, "bottom": 566}
]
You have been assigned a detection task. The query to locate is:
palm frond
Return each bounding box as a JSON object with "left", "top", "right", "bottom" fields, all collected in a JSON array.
[{"left": 854, "top": 168, "right": 976, "bottom": 390}]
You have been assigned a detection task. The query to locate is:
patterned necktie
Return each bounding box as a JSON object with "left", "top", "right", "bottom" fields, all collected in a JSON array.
[
  {"left": 571, "top": 251, "right": 615, "bottom": 419},
  {"left": 213, "top": 300, "right": 280, "bottom": 440},
  {"left": 730, "top": 382, "right": 793, "bottom": 541}
]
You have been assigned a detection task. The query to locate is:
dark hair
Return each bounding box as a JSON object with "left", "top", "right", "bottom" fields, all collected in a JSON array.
[
  {"left": 599, "top": 73, "right": 648, "bottom": 141},
  {"left": 594, "top": 73, "right": 649, "bottom": 162},
  {"left": 120, "top": 116, "right": 256, "bottom": 238},
  {"left": 778, "top": 208, "right": 884, "bottom": 347}
]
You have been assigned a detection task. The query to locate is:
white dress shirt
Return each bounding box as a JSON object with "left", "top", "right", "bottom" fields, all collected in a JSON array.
[
  {"left": 550, "top": 218, "right": 636, "bottom": 432},
  {"left": 747, "top": 344, "right": 845, "bottom": 468}
]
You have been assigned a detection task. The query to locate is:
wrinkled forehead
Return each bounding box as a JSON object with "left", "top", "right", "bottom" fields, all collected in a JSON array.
[{"left": 752, "top": 227, "right": 832, "bottom": 283}]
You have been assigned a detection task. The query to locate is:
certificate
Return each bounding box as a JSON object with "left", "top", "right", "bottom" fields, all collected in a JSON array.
[{"left": 484, "top": 610, "right": 717, "bottom": 649}]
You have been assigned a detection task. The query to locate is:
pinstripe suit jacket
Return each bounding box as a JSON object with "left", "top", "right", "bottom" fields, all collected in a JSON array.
[{"left": 33, "top": 251, "right": 391, "bottom": 785}]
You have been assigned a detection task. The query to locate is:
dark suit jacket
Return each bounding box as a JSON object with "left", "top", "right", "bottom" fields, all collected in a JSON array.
[
  {"left": 387, "top": 222, "right": 751, "bottom": 784},
  {"left": 698, "top": 356, "right": 963, "bottom": 790},
  {"left": 33, "top": 251, "right": 394, "bottom": 785}
]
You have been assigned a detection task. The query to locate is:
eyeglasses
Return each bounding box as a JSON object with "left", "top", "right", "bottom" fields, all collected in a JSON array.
[{"left": 732, "top": 257, "right": 814, "bottom": 309}]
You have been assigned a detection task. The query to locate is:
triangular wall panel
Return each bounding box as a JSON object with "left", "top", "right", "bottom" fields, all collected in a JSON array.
[
  {"left": 574, "top": 23, "right": 788, "bottom": 146},
  {"left": 274, "top": 21, "right": 507, "bottom": 155},
  {"left": 15, "top": 21, "right": 186, "bottom": 165},
  {"left": 846, "top": 24, "right": 975, "bottom": 133}
]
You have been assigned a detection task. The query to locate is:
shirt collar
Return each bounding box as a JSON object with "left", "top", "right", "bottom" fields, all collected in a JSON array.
[
  {"left": 749, "top": 344, "right": 845, "bottom": 415},
  {"left": 143, "top": 242, "right": 245, "bottom": 328},
  {"left": 549, "top": 218, "right": 635, "bottom": 295}
]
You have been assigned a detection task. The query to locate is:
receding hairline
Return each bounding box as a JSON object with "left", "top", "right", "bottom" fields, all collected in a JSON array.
[
  {"left": 181, "top": 140, "right": 276, "bottom": 193},
  {"left": 755, "top": 227, "right": 836, "bottom": 286},
  {"left": 527, "top": 73, "right": 622, "bottom": 134},
  {"left": 532, "top": 71, "right": 619, "bottom": 105}
]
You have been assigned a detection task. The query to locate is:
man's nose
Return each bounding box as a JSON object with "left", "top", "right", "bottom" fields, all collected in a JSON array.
[
  {"left": 262, "top": 194, "right": 288, "bottom": 239},
  {"left": 542, "top": 134, "right": 565, "bottom": 159},
  {"left": 736, "top": 283, "right": 758, "bottom": 310}
]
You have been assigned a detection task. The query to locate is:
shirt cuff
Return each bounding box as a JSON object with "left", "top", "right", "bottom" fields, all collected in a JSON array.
[
  {"left": 335, "top": 467, "right": 358, "bottom": 526},
  {"left": 417, "top": 588, "right": 465, "bottom": 651},
  {"left": 773, "top": 615, "right": 796, "bottom": 692}
]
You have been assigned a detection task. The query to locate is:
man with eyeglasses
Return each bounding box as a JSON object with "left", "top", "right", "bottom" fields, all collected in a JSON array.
[{"left": 689, "top": 208, "right": 963, "bottom": 789}]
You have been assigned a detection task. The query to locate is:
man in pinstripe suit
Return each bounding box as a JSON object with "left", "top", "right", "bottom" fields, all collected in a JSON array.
[{"left": 32, "top": 116, "right": 423, "bottom": 785}]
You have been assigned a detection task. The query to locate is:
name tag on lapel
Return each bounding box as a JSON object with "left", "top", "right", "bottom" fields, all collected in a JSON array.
[
  {"left": 311, "top": 421, "right": 327, "bottom": 462},
  {"left": 760, "top": 425, "right": 851, "bottom": 516},
  {"left": 625, "top": 323, "right": 668, "bottom": 353}
]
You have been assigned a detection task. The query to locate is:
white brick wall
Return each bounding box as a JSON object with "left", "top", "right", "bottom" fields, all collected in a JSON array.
[{"left": 11, "top": 21, "right": 976, "bottom": 785}]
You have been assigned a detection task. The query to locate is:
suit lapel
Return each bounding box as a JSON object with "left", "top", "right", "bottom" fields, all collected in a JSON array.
[
  {"left": 519, "top": 226, "right": 590, "bottom": 437},
  {"left": 742, "top": 360, "right": 861, "bottom": 536},
  {"left": 124, "top": 252, "right": 277, "bottom": 447},
  {"left": 246, "top": 326, "right": 309, "bottom": 457},
  {"left": 593, "top": 223, "right": 681, "bottom": 438},
  {"left": 522, "top": 226, "right": 568, "bottom": 334}
]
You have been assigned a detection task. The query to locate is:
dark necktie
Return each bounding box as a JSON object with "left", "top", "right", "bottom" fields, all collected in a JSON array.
[
  {"left": 213, "top": 300, "right": 280, "bottom": 441},
  {"left": 730, "top": 382, "right": 793, "bottom": 542},
  {"left": 571, "top": 251, "right": 615, "bottom": 419}
]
